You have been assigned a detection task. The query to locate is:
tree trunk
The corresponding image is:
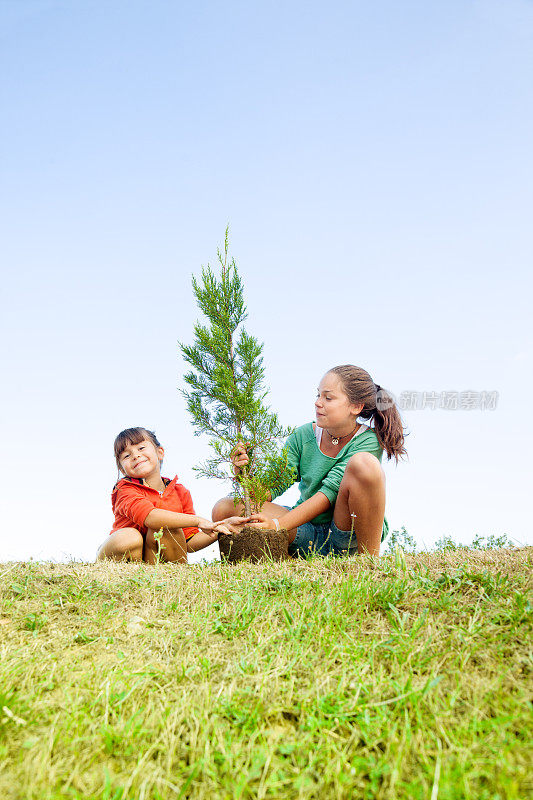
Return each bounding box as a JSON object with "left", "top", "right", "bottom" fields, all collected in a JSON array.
[{"left": 243, "top": 483, "right": 251, "bottom": 517}]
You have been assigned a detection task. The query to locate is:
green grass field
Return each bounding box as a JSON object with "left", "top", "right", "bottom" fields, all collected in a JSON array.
[{"left": 1, "top": 548, "right": 531, "bottom": 799}]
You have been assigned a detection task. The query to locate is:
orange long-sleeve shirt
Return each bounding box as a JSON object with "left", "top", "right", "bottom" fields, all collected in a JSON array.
[{"left": 110, "top": 476, "right": 199, "bottom": 540}]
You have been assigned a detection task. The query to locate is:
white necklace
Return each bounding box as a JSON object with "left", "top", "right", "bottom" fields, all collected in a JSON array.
[{"left": 327, "top": 425, "right": 359, "bottom": 446}]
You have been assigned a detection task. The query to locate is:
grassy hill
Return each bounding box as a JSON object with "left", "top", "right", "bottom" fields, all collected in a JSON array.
[{"left": 1, "top": 548, "right": 531, "bottom": 799}]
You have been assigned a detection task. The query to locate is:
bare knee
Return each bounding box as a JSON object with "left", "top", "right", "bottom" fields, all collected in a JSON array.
[
  {"left": 344, "top": 453, "right": 384, "bottom": 488},
  {"left": 145, "top": 527, "right": 180, "bottom": 548},
  {"left": 212, "top": 496, "right": 242, "bottom": 521},
  {"left": 145, "top": 527, "right": 171, "bottom": 553},
  {"left": 146, "top": 527, "right": 187, "bottom": 563},
  {"left": 115, "top": 530, "right": 143, "bottom": 560},
  {"left": 98, "top": 529, "right": 143, "bottom": 561}
]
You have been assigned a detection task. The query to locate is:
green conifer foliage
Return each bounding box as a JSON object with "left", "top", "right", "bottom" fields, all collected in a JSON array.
[{"left": 180, "top": 229, "right": 294, "bottom": 516}]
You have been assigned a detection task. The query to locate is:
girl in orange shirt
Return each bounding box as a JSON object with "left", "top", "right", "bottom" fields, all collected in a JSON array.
[{"left": 97, "top": 427, "right": 233, "bottom": 563}]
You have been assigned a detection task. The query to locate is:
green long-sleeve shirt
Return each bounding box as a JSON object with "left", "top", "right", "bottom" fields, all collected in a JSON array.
[{"left": 271, "top": 422, "right": 384, "bottom": 525}]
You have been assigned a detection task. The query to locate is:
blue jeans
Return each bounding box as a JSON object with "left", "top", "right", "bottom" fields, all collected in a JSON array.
[{"left": 278, "top": 506, "right": 358, "bottom": 558}]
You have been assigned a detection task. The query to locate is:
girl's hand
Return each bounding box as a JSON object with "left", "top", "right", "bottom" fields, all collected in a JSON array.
[
  {"left": 247, "top": 513, "right": 281, "bottom": 532},
  {"left": 219, "top": 515, "right": 251, "bottom": 534},
  {"left": 212, "top": 522, "right": 232, "bottom": 536},
  {"left": 196, "top": 517, "right": 218, "bottom": 534},
  {"left": 222, "top": 515, "right": 251, "bottom": 527},
  {"left": 196, "top": 519, "right": 237, "bottom": 538},
  {"left": 231, "top": 442, "right": 250, "bottom": 476}
]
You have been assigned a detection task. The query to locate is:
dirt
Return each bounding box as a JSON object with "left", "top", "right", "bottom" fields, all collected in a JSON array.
[{"left": 218, "top": 526, "right": 290, "bottom": 563}]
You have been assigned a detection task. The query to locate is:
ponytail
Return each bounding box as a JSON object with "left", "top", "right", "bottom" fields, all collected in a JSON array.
[
  {"left": 329, "top": 366, "right": 407, "bottom": 463},
  {"left": 372, "top": 384, "right": 407, "bottom": 463}
]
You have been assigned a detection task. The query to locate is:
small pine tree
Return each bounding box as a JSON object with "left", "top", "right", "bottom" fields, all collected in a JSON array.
[{"left": 179, "top": 229, "right": 294, "bottom": 517}]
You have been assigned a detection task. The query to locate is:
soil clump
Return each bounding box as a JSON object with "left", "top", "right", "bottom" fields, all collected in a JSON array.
[{"left": 218, "top": 526, "right": 290, "bottom": 563}]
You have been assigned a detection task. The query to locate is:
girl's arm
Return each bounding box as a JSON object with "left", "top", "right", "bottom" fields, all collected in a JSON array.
[
  {"left": 145, "top": 508, "right": 215, "bottom": 533},
  {"left": 248, "top": 492, "right": 331, "bottom": 531},
  {"left": 186, "top": 530, "right": 218, "bottom": 552}
]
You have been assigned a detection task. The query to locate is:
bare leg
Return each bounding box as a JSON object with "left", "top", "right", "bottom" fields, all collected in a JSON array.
[
  {"left": 212, "top": 497, "right": 245, "bottom": 520},
  {"left": 96, "top": 528, "right": 144, "bottom": 562},
  {"left": 144, "top": 527, "right": 187, "bottom": 564},
  {"left": 333, "top": 452, "right": 386, "bottom": 557}
]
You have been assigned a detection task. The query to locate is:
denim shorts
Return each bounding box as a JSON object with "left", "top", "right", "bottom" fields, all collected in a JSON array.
[{"left": 278, "top": 506, "right": 358, "bottom": 558}]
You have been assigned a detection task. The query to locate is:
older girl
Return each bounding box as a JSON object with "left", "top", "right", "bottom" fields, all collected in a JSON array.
[{"left": 213, "top": 365, "right": 406, "bottom": 558}]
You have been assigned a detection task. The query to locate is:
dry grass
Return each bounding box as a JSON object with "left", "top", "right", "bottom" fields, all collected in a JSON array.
[{"left": 1, "top": 548, "right": 531, "bottom": 799}]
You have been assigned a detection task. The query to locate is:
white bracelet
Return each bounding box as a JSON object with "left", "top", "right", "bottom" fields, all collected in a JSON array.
[{"left": 273, "top": 518, "right": 280, "bottom": 531}]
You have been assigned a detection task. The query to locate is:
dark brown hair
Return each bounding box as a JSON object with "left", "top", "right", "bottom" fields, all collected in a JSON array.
[
  {"left": 328, "top": 365, "right": 407, "bottom": 463},
  {"left": 114, "top": 427, "right": 162, "bottom": 473}
]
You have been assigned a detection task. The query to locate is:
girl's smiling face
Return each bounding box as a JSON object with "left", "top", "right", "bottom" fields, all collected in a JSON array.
[
  {"left": 118, "top": 439, "right": 164, "bottom": 480},
  {"left": 315, "top": 372, "right": 363, "bottom": 432}
]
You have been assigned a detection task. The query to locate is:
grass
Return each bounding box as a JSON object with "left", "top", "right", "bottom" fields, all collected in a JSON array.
[{"left": 0, "top": 548, "right": 531, "bottom": 799}]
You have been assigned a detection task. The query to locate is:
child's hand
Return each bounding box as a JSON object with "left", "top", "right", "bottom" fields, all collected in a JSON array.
[
  {"left": 213, "top": 522, "right": 232, "bottom": 535},
  {"left": 231, "top": 442, "right": 250, "bottom": 476},
  {"left": 247, "top": 513, "right": 281, "bottom": 531},
  {"left": 196, "top": 517, "right": 219, "bottom": 534},
  {"left": 223, "top": 515, "right": 251, "bottom": 527},
  {"left": 219, "top": 515, "right": 251, "bottom": 534}
]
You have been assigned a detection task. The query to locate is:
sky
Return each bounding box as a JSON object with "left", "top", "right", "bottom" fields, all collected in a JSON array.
[{"left": 1, "top": 0, "right": 532, "bottom": 562}]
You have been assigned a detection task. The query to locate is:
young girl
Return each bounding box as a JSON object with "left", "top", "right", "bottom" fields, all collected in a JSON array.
[
  {"left": 97, "top": 427, "right": 230, "bottom": 563},
  {"left": 212, "top": 365, "right": 407, "bottom": 558}
]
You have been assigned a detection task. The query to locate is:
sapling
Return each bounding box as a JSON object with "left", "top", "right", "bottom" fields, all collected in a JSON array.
[{"left": 179, "top": 228, "right": 294, "bottom": 520}]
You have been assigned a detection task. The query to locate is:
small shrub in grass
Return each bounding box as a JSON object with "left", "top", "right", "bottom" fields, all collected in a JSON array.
[
  {"left": 434, "top": 534, "right": 468, "bottom": 552},
  {"left": 435, "top": 532, "right": 514, "bottom": 552},
  {"left": 383, "top": 529, "right": 514, "bottom": 555},
  {"left": 383, "top": 526, "right": 417, "bottom": 555},
  {"left": 470, "top": 532, "right": 514, "bottom": 550}
]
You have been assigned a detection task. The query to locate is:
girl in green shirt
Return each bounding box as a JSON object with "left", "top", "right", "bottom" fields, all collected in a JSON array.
[{"left": 213, "top": 364, "right": 407, "bottom": 557}]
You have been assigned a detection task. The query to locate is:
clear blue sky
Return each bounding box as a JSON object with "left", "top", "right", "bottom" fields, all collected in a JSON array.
[{"left": 1, "top": 0, "right": 531, "bottom": 561}]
